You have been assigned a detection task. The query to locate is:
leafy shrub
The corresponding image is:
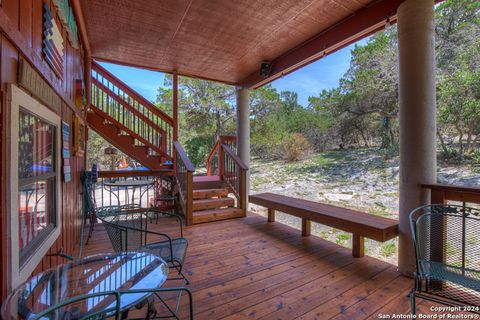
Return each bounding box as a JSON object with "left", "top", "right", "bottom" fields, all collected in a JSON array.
[
  {"left": 282, "top": 133, "right": 312, "bottom": 162},
  {"left": 380, "top": 241, "right": 397, "bottom": 258}
]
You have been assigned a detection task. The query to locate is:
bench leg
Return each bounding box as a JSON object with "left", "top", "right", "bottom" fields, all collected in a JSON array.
[
  {"left": 302, "top": 218, "right": 311, "bottom": 237},
  {"left": 352, "top": 234, "right": 364, "bottom": 258},
  {"left": 268, "top": 208, "right": 275, "bottom": 222}
]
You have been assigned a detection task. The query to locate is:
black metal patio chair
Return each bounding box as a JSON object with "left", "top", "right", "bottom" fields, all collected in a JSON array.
[
  {"left": 410, "top": 204, "right": 480, "bottom": 314},
  {"left": 98, "top": 208, "right": 189, "bottom": 284},
  {"left": 148, "top": 175, "right": 182, "bottom": 225}
]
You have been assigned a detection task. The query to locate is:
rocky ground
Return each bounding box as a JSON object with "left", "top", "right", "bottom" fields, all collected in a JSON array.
[{"left": 249, "top": 148, "right": 480, "bottom": 265}]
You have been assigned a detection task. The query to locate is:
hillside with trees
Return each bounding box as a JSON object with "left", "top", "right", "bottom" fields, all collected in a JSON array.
[
  {"left": 89, "top": 0, "right": 478, "bottom": 170},
  {"left": 155, "top": 0, "right": 479, "bottom": 167}
]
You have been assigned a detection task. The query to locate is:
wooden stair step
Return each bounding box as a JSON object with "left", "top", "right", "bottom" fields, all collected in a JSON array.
[
  {"left": 193, "top": 176, "right": 224, "bottom": 189},
  {"left": 193, "top": 188, "right": 229, "bottom": 200},
  {"left": 192, "top": 208, "right": 243, "bottom": 224},
  {"left": 193, "top": 197, "right": 235, "bottom": 211}
]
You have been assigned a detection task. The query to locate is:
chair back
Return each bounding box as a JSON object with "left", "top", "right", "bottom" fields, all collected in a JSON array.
[
  {"left": 410, "top": 204, "right": 480, "bottom": 273},
  {"left": 100, "top": 209, "right": 149, "bottom": 252},
  {"left": 82, "top": 171, "right": 97, "bottom": 216},
  {"left": 30, "top": 291, "right": 121, "bottom": 320}
]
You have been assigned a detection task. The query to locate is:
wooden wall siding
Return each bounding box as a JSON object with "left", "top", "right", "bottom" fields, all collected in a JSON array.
[{"left": 0, "top": 0, "right": 86, "bottom": 299}]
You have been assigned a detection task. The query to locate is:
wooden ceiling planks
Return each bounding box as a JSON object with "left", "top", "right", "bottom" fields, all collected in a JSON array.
[{"left": 80, "top": 0, "right": 383, "bottom": 85}]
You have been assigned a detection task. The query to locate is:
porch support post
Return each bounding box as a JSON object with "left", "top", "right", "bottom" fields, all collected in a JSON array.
[
  {"left": 172, "top": 73, "right": 178, "bottom": 172},
  {"left": 397, "top": 0, "right": 436, "bottom": 275},
  {"left": 236, "top": 87, "right": 250, "bottom": 203},
  {"left": 173, "top": 73, "right": 179, "bottom": 141}
]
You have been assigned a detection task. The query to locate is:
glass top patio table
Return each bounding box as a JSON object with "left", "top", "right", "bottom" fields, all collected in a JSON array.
[
  {"left": 103, "top": 180, "right": 155, "bottom": 188},
  {"left": 103, "top": 179, "right": 155, "bottom": 207},
  {"left": 1, "top": 252, "right": 168, "bottom": 319}
]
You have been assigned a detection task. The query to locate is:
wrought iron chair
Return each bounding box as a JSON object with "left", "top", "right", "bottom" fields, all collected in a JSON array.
[
  {"left": 410, "top": 204, "right": 480, "bottom": 314},
  {"left": 82, "top": 170, "right": 97, "bottom": 244},
  {"left": 83, "top": 167, "right": 144, "bottom": 244},
  {"left": 98, "top": 208, "right": 189, "bottom": 284},
  {"left": 30, "top": 291, "right": 121, "bottom": 320},
  {"left": 148, "top": 175, "right": 181, "bottom": 224}
]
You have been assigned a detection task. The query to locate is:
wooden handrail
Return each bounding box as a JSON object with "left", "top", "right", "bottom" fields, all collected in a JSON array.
[
  {"left": 91, "top": 77, "right": 166, "bottom": 134},
  {"left": 90, "top": 105, "right": 171, "bottom": 159},
  {"left": 221, "top": 143, "right": 248, "bottom": 170},
  {"left": 91, "top": 61, "right": 174, "bottom": 161},
  {"left": 422, "top": 183, "right": 480, "bottom": 204},
  {"left": 173, "top": 141, "right": 194, "bottom": 225},
  {"left": 206, "top": 136, "right": 237, "bottom": 176},
  {"left": 174, "top": 141, "right": 195, "bottom": 172},
  {"left": 206, "top": 140, "right": 219, "bottom": 176},
  {"left": 92, "top": 61, "right": 173, "bottom": 125},
  {"left": 220, "top": 142, "right": 248, "bottom": 216}
]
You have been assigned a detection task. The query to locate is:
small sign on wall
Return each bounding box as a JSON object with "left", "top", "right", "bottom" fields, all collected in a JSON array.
[{"left": 62, "top": 121, "right": 71, "bottom": 182}]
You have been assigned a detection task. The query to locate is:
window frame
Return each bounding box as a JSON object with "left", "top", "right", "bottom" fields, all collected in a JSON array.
[
  {"left": 17, "top": 108, "right": 58, "bottom": 266},
  {"left": 9, "top": 84, "right": 62, "bottom": 288}
]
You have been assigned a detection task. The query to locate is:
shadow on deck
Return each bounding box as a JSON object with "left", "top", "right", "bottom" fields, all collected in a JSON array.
[{"left": 82, "top": 213, "right": 464, "bottom": 319}]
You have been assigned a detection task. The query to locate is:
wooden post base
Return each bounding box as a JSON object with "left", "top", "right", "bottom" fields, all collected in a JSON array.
[
  {"left": 302, "top": 218, "right": 311, "bottom": 237},
  {"left": 268, "top": 208, "right": 275, "bottom": 222},
  {"left": 352, "top": 234, "right": 364, "bottom": 257}
]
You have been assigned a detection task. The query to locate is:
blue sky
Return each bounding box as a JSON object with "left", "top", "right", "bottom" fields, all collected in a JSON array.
[{"left": 99, "top": 39, "right": 367, "bottom": 107}]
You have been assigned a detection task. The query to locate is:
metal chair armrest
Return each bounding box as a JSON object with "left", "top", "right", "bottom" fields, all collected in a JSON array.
[{"left": 47, "top": 248, "right": 74, "bottom": 261}]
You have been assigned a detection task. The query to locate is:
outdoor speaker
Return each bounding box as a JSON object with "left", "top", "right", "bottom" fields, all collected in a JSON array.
[{"left": 260, "top": 62, "right": 272, "bottom": 78}]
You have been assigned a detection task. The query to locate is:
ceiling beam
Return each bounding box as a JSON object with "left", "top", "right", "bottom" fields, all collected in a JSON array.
[{"left": 239, "top": 0, "right": 406, "bottom": 89}]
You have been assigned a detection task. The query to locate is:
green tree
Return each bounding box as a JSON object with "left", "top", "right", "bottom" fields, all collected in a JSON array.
[
  {"left": 157, "top": 76, "right": 236, "bottom": 166},
  {"left": 436, "top": 0, "right": 480, "bottom": 158}
]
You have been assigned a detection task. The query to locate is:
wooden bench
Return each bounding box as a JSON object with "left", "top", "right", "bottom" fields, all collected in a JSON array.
[{"left": 249, "top": 192, "right": 399, "bottom": 257}]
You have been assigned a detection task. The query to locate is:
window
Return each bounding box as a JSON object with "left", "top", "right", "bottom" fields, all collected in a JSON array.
[
  {"left": 9, "top": 84, "right": 62, "bottom": 288},
  {"left": 18, "top": 110, "right": 57, "bottom": 265}
]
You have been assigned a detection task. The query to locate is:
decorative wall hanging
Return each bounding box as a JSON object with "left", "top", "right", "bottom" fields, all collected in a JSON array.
[
  {"left": 62, "top": 121, "right": 71, "bottom": 182},
  {"left": 18, "top": 58, "right": 62, "bottom": 114},
  {"left": 73, "top": 115, "right": 86, "bottom": 157},
  {"left": 52, "top": 0, "right": 79, "bottom": 49},
  {"left": 75, "top": 79, "right": 86, "bottom": 110},
  {"left": 43, "top": 3, "right": 64, "bottom": 78}
]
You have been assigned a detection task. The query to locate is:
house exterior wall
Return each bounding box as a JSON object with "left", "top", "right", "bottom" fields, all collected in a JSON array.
[{"left": 0, "top": 0, "right": 87, "bottom": 299}]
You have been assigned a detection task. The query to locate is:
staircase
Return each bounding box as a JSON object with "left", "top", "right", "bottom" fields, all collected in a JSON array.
[
  {"left": 87, "top": 61, "right": 248, "bottom": 226},
  {"left": 174, "top": 138, "right": 248, "bottom": 226},
  {"left": 88, "top": 61, "right": 173, "bottom": 170},
  {"left": 191, "top": 176, "right": 243, "bottom": 224}
]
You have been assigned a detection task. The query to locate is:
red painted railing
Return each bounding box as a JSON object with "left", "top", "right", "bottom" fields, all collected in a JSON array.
[
  {"left": 206, "top": 136, "right": 236, "bottom": 176},
  {"left": 422, "top": 184, "right": 480, "bottom": 206},
  {"left": 206, "top": 135, "right": 247, "bottom": 216},
  {"left": 174, "top": 141, "right": 195, "bottom": 226},
  {"left": 221, "top": 143, "right": 248, "bottom": 216},
  {"left": 90, "top": 61, "right": 173, "bottom": 160}
]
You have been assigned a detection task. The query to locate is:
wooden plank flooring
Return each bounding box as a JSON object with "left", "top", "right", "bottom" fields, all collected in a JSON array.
[{"left": 82, "top": 213, "right": 474, "bottom": 319}]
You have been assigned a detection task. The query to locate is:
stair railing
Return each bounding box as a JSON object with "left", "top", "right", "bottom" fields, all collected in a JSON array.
[
  {"left": 90, "top": 61, "right": 173, "bottom": 162},
  {"left": 206, "top": 136, "right": 236, "bottom": 176},
  {"left": 219, "top": 143, "right": 248, "bottom": 216},
  {"left": 174, "top": 141, "right": 195, "bottom": 226}
]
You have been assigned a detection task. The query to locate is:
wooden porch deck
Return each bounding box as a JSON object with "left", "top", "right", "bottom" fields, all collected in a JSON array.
[{"left": 83, "top": 213, "right": 459, "bottom": 319}]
